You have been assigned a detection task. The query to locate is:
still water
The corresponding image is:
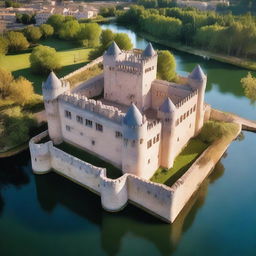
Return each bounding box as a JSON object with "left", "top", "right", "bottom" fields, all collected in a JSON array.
[{"left": 1, "top": 24, "right": 256, "bottom": 256}]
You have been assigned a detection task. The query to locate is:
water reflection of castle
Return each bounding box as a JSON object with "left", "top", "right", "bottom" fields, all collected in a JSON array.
[{"left": 34, "top": 161, "right": 225, "bottom": 256}]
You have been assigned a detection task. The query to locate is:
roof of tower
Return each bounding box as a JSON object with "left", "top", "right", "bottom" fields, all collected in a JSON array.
[
  {"left": 142, "top": 43, "right": 156, "bottom": 58},
  {"left": 44, "top": 71, "right": 62, "bottom": 90},
  {"left": 105, "top": 41, "right": 121, "bottom": 56},
  {"left": 159, "top": 97, "right": 176, "bottom": 113},
  {"left": 189, "top": 65, "right": 206, "bottom": 81},
  {"left": 123, "top": 103, "right": 143, "bottom": 127}
]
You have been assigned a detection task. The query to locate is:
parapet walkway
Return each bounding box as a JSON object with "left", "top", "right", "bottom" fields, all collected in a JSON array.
[{"left": 211, "top": 108, "right": 256, "bottom": 132}]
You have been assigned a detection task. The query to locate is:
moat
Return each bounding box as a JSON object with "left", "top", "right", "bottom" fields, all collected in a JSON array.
[{"left": 1, "top": 24, "right": 256, "bottom": 255}]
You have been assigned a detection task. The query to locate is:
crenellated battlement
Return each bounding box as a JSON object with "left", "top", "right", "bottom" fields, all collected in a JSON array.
[
  {"left": 117, "top": 49, "right": 157, "bottom": 64},
  {"left": 175, "top": 90, "right": 198, "bottom": 109},
  {"left": 115, "top": 62, "right": 142, "bottom": 75},
  {"left": 147, "top": 120, "right": 161, "bottom": 131},
  {"left": 50, "top": 145, "right": 104, "bottom": 176},
  {"left": 59, "top": 92, "right": 125, "bottom": 123}
]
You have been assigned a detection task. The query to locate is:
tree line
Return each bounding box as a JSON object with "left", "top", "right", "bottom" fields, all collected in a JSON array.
[{"left": 117, "top": 5, "right": 256, "bottom": 59}]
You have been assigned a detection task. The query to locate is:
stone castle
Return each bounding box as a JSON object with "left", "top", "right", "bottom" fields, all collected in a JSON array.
[
  {"left": 42, "top": 42, "right": 207, "bottom": 180},
  {"left": 29, "top": 42, "right": 247, "bottom": 222}
]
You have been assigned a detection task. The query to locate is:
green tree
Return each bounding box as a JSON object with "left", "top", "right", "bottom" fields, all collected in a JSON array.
[
  {"left": 40, "top": 24, "right": 54, "bottom": 39},
  {"left": 59, "top": 20, "right": 80, "bottom": 40},
  {"left": 241, "top": 72, "right": 256, "bottom": 103},
  {"left": 47, "top": 14, "right": 65, "bottom": 34},
  {"left": 0, "top": 36, "right": 8, "bottom": 55},
  {"left": 9, "top": 76, "right": 35, "bottom": 105},
  {"left": 194, "top": 24, "right": 225, "bottom": 52},
  {"left": 0, "top": 106, "right": 36, "bottom": 148},
  {"left": 6, "top": 31, "right": 29, "bottom": 52},
  {"left": 100, "top": 6, "right": 116, "bottom": 17},
  {"left": 100, "top": 29, "right": 115, "bottom": 48},
  {"left": 24, "top": 26, "right": 42, "bottom": 43},
  {"left": 29, "top": 45, "right": 62, "bottom": 74},
  {"left": 0, "top": 68, "right": 13, "bottom": 99},
  {"left": 5, "top": 0, "right": 21, "bottom": 8},
  {"left": 21, "top": 13, "right": 32, "bottom": 24},
  {"left": 114, "top": 33, "right": 133, "bottom": 50},
  {"left": 138, "top": 0, "right": 158, "bottom": 8},
  {"left": 157, "top": 50, "right": 176, "bottom": 81},
  {"left": 77, "top": 23, "right": 101, "bottom": 47}
]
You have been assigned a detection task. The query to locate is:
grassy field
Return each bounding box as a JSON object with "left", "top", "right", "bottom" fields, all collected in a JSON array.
[
  {"left": 0, "top": 38, "right": 93, "bottom": 94},
  {"left": 150, "top": 139, "right": 209, "bottom": 187},
  {"left": 56, "top": 141, "right": 122, "bottom": 179}
]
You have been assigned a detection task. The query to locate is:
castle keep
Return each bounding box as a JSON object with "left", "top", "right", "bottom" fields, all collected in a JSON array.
[{"left": 41, "top": 42, "right": 207, "bottom": 180}]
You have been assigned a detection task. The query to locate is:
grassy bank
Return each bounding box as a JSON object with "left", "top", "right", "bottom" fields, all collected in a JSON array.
[
  {"left": 150, "top": 121, "right": 240, "bottom": 187},
  {"left": 56, "top": 141, "right": 122, "bottom": 179},
  {"left": 0, "top": 38, "right": 93, "bottom": 94},
  {"left": 137, "top": 31, "right": 256, "bottom": 71},
  {"left": 150, "top": 139, "right": 208, "bottom": 186}
]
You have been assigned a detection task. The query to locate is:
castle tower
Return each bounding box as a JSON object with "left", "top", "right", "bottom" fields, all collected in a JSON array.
[
  {"left": 188, "top": 65, "right": 207, "bottom": 134},
  {"left": 122, "top": 104, "right": 146, "bottom": 177},
  {"left": 42, "top": 72, "right": 70, "bottom": 144},
  {"left": 158, "top": 98, "right": 177, "bottom": 168},
  {"left": 103, "top": 42, "right": 158, "bottom": 111}
]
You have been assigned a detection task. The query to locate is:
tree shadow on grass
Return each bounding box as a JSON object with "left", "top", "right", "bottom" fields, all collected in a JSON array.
[{"left": 58, "top": 61, "right": 90, "bottom": 77}]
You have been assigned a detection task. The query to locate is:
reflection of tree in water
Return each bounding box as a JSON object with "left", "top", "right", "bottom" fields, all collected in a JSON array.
[
  {"left": 34, "top": 156, "right": 227, "bottom": 256},
  {"left": 0, "top": 150, "right": 30, "bottom": 215},
  {"left": 236, "top": 131, "right": 245, "bottom": 142}
]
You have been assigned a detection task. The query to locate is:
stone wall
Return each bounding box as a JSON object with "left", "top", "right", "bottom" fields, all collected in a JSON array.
[
  {"left": 59, "top": 92, "right": 124, "bottom": 124},
  {"left": 72, "top": 73, "right": 104, "bottom": 98},
  {"left": 30, "top": 120, "right": 240, "bottom": 223},
  {"left": 62, "top": 56, "right": 103, "bottom": 81}
]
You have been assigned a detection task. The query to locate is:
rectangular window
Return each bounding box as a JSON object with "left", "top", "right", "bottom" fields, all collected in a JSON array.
[
  {"left": 85, "top": 119, "right": 92, "bottom": 127},
  {"left": 96, "top": 123, "right": 103, "bottom": 132},
  {"left": 156, "top": 133, "right": 160, "bottom": 142},
  {"left": 115, "top": 131, "right": 122, "bottom": 138},
  {"left": 76, "top": 115, "right": 83, "bottom": 124},
  {"left": 147, "top": 139, "right": 152, "bottom": 149},
  {"left": 65, "top": 110, "right": 71, "bottom": 119},
  {"left": 66, "top": 125, "right": 71, "bottom": 131},
  {"left": 193, "top": 105, "right": 196, "bottom": 112},
  {"left": 187, "top": 111, "right": 189, "bottom": 117},
  {"left": 153, "top": 137, "right": 156, "bottom": 144}
]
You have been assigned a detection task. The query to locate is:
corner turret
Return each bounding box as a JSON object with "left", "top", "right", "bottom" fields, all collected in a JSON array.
[
  {"left": 188, "top": 65, "right": 207, "bottom": 134},
  {"left": 42, "top": 71, "right": 69, "bottom": 101},
  {"left": 105, "top": 41, "right": 121, "bottom": 57},
  {"left": 158, "top": 98, "right": 177, "bottom": 168},
  {"left": 189, "top": 64, "right": 206, "bottom": 82},
  {"left": 42, "top": 72, "right": 69, "bottom": 145},
  {"left": 122, "top": 104, "right": 146, "bottom": 177},
  {"left": 159, "top": 97, "right": 176, "bottom": 114},
  {"left": 103, "top": 41, "right": 122, "bottom": 66},
  {"left": 142, "top": 43, "right": 156, "bottom": 58},
  {"left": 123, "top": 103, "right": 143, "bottom": 127}
]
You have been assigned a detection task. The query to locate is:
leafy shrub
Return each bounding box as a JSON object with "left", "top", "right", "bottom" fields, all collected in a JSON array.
[
  {"left": 29, "top": 45, "right": 62, "bottom": 74},
  {"left": 198, "top": 121, "right": 239, "bottom": 144},
  {"left": 0, "top": 106, "right": 37, "bottom": 150}
]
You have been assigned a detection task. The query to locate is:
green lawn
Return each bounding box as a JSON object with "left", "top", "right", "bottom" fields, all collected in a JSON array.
[
  {"left": 56, "top": 141, "right": 122, "bottom": 179},
  {"left": 150, "top": 139, "right": 209, "bottom": 187},
  {"left": 0, "top": 38, "right": 93, "bottom": 94}
]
